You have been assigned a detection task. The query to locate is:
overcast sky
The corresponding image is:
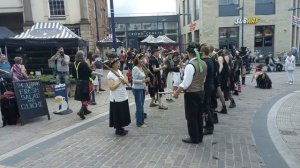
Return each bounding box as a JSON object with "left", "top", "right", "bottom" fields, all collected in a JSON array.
[{"left": 107, "top": 0, "right": 177, "bottom": 16}]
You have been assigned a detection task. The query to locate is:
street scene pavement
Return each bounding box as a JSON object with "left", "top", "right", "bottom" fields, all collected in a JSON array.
[{"left": 0, "top": 67, "right": 299, "bottom": 168}]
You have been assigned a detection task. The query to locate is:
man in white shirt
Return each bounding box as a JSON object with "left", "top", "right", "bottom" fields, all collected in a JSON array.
[{"left": 173, "top": 43, "right": 207, "bottom": 144}]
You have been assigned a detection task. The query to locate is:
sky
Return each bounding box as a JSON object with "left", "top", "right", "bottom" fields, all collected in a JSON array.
[{"left": 107, "top": 0, "right": 177, "bottom": 16}]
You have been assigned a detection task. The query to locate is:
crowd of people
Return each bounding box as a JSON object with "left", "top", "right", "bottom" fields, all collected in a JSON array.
[{"left": 0, "top": 44, "right": 298, "bottom": 143}]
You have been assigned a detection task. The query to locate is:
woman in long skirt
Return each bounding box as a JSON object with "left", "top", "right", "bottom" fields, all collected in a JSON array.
[{"left": 107, "top": 58, "right": 131, "bottom": 136}]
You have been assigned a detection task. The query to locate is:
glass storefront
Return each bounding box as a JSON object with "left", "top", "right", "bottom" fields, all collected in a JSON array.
[
  {"left": 254, "top": 25, "right": 274, "bottom": 55},
  {"left": 219, "top": 27, "right": 239, "bottom": 50}
]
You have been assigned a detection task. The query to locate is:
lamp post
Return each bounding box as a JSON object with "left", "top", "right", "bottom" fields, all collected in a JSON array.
[
  {"left": 93, "top": 0, "right": 99, "bottom": 42},
  {"left": 288, "top": 7, "right": 300, "bottom": 62},
  {"left": 109, "top": 0, "right": 117, "bottom": 52},
  {"left": 237, "top": 0, "right": 245, "bottom": 48}
]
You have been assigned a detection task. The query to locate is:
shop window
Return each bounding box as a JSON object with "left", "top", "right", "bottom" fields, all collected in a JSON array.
[
  {"left": 219, "top": 0, "right": 239, "bottom": 16},
  {"left": 49, "top": 0, "right": 65, "bottom": 17},
  {"left": 255, "top": 0, "right": 275, "bottom": 15},
  {"left": 194, "top": 30, "right": 199, "bottom": 43},
  {"left": 219, "top": 27, "right": 239, "bottom": 49},
  {"left": 255, "top": 25, "right": 274, "bottom": 47},
  {"left": 188, "top": 32, "right": 192, "bottom": 43}
]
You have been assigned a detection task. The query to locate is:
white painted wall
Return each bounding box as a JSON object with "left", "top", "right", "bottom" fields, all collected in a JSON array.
[
  {"left": 30, "top": 0, "right": 82, "bottom": 24},
  {"left": 0, "top": 0, "right": 23, "bottom": 13}
]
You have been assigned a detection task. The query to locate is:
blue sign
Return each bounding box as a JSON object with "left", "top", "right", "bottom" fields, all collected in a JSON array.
[{"left": 53, "top": 84, "right": 72, "bottom": 114}]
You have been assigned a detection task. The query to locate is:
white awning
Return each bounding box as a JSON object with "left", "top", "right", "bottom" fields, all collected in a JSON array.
[{"left": 14, "top": 22, "right": 81, "bottom": 39}]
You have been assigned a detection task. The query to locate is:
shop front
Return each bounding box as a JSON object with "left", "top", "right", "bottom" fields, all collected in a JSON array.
[{"left": 219, "top": 27, "right": 239, "bottom": 50}]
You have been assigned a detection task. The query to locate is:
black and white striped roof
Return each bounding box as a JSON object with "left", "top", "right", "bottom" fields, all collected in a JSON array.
[
  {"left": 98, "top": 34, "right": 121, "bottom": 43},
  {"left": 14, "top": 22, "right": 81, "bottom": 39}
]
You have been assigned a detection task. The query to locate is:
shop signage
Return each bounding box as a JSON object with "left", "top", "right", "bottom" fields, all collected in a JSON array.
[
  {"left": 234, "top": 17, "right": 260, "bottom": 25},
  {"left": 13, "top": 80, "right": 50, "bottom": 124},
  {"left": 127, "top": 30, "right": 164, "bottom": 37},
  {"left": 30, "top": 28, "right": 61, "bottom": 37},
  {"left": 189, "top": 22, "right": 197, "bottom": 32},
  {"left": 292, "top": 16, "right": 300, "bottom": 26}
]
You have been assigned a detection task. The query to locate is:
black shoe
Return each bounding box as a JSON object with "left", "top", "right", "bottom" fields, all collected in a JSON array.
[
  {"left": 203, "top": 129, "right": 213, "bottom": 135},
  {"left": 83, "top": 106, "right": 92, "bottom": 115},
  {"left": 219, "top": 107, "right": 227, "bottom": 114},
  {"left": 144, "top": 113, "right": 147, "bottom": 119},
  {"left": 233, "top": 91, "right": 239, "bottom": 96},
  {"left": 99, "top": 89, "right": 106, "bottom": 91},
  {"left": 229, "top": 102, "right": 236, "bottom": 108},
  {"left": 166, "top": 99, "right": 175, "bottom": 102},
  {"left": 91, "top": 102, "right": 97, "bottom": 105},
  {"left": 115, "top": 129, "right": 128, "bottom": 136},
  {"left": 77, "top": 107, "right": 85, "bottom": 120},
  {"left": 182, "top": 138, "right": 201, "bottom": 144}
]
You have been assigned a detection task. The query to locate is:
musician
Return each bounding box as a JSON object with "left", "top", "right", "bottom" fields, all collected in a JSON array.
[
  {"left": 72, "top": 50, "right": 93, "bottom": 120},
  {"left": 219, "top": 50, "right": 236, "bottom": 109},
  {"left": 107, "top": 58, "right": 131, "bottom": 136},
  {"left": 200, "top": 46, "right": 215, "bottom": 135},
  {"left": 173, "top": 43, "right": 207, "bottom": 144},
  {"left": 132, "top": 56, "right": 150, "bottom": 128},
  {"left": 163, "top": 52, "right": 174, "bottom": 102},
  {"left": 148, "top": 49, "right": 168, "bottom": 109},
  {"left": 172, "top": 51, "right": 182, "bottom": 91}
]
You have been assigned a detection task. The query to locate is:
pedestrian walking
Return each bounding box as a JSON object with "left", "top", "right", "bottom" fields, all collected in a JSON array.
[
  {"left": 285, "top": 51, "right": 296, "bottom": 84},
  {"left": 72, "top": 50, "right": 93, "bottom": 120}
]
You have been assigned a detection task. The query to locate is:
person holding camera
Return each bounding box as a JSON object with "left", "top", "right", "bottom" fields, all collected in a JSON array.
[{"left": 50, "top": 47, "right": 70, "bottom": 85}]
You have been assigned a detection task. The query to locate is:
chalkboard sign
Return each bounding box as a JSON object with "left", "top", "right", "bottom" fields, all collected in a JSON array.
[{"left": 13, "top": 80, "right": 50, "bottom": 124}]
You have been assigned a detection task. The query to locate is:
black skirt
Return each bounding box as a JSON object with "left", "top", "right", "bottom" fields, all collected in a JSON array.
[
  {"left": 109, "top": 99, "right": 131, "bottom": 128},
  {"left": 74, "top": 80, "right": 90, "bottom": 101}
]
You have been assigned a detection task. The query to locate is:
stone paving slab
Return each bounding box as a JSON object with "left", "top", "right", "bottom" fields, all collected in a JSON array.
[{"left": 0, "top": 68, "right": 299, "bottom": 168}]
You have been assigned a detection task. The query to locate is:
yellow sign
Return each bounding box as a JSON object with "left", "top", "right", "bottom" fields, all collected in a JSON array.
[{"left": 234, "top": 17, "right": 260, "bottom": 25}]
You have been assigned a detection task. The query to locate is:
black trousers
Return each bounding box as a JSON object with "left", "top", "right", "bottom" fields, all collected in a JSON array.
[
  {"left": 204, "top": 84, "right": 214, "bottom": 130},
  {"left": 184, "top": 91, "right": 204, "bottom": 142}
]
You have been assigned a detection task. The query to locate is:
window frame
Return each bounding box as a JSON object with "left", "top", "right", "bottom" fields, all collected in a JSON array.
[{"left": 48, "top": 0, "right": 66, "bottom": 18}]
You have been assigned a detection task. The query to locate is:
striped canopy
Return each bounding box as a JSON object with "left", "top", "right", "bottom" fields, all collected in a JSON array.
[
  {"left": 5, "top": 22, "right": 87, "bottom": 47},
  {"left": 14, "top": 22, "right": 81, "bottom": 39}
]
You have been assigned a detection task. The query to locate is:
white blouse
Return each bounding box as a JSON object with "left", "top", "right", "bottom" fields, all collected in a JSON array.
[{"left": 107, "top": 70, "right": 128, "bottom": 102}]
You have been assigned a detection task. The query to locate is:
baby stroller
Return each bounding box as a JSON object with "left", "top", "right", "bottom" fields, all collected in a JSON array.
[
  {"left": 0, "top": 69, "right": 20, "bottom": 126},
  {"left": 251, "top": 64, "right": 272, "bottom": 89}
]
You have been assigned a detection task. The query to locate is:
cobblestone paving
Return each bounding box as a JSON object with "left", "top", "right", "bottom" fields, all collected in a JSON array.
[
  {"left": 277, "top": 92, "right": 300, "bottom": 159},
  {"left": 0, "top": 68, "right": 299, "bottom": 168}
]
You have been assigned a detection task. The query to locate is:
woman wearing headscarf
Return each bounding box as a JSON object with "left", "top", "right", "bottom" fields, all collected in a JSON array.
[
  {"left": 72, "top": 50, "right": 92, "bottom": 120},
  {"left": 107, "top": 58, "right": 131, "bottom": 136},
  {"left": 11, "top": 57, "right": 28, "bottom": 81}
]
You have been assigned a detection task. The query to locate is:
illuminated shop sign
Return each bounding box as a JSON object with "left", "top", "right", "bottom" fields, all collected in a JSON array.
[{"left": 234, "top": 17, "right": 260, "bottom": 25}]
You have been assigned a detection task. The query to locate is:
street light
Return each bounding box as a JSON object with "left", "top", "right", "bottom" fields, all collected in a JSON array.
[
  {"left": 236, "top": 0, "right": 245, "bottom": 48},
  {"left": 288, "top": 7, "right": 300, "bottom": 11},
  {"left": 109, "top": 0, "right": 117, "bottom": 52}
]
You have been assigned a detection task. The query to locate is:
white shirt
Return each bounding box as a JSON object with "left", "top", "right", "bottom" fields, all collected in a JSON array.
[
  {"left": 179, "top": 57, "right": 196, "bottom": 90},
  {"left": 107, "top": 70, "right": 128, "bottom": 102}
]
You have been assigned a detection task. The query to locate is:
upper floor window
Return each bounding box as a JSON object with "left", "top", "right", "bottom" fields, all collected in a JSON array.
[
  {"left": 187, "top": 0, "right": 192, "bottom": 24},
  {"left": 256, "top": 0, "right": 274, "bottom": 4},
  {"left": 49, "top": 0, "right": 65, "bottom": 17},
  {"left": 220, "top": 0, "right": 238, "bottom": 5},
  {"left": 255, "top": 0, "right": 275, "bottom": 15},
  {"left": 219, "top": 0, "right": 239, "bottom": 17}
]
